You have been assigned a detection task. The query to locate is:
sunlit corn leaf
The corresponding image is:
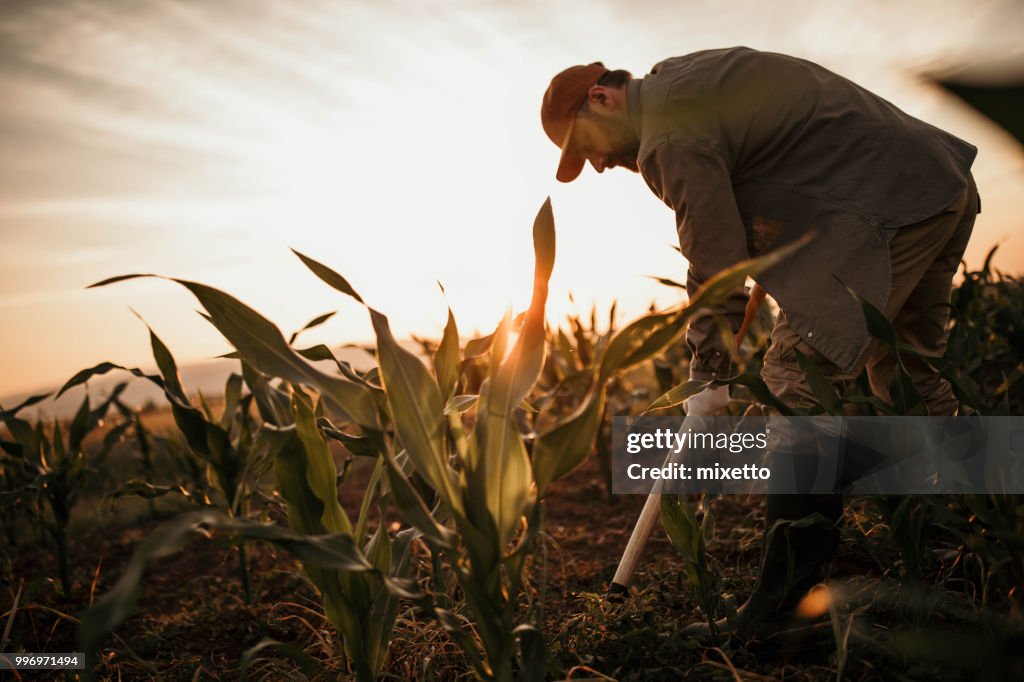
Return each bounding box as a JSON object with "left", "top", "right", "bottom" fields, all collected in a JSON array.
[
  {"left": 532, "top": 389, "right": 604, "bottom": 495},
  {"left": 368, "top": 308, "right": 459, "bottom": 513},
  {"left": 472, "top": 198, "right": 554, "bottom": 545},
  {"left": 434, "top": 306, "right": 461, "bottom": 402},
  {"left": 291, "top": 249, "right": 365, "bottom": 304},
  {"left": 288, "top": 310, "right": 337, "bottom": 345},
  {"left": 78, "top": 509, "right": 373, "bottom": 664},
  {"left": 463, "top": 332, "right": 496, "bottom": 358},
  {"left": 277, "top": 389, "right": 352, "bottom": 536},
  {"left": 534, "top": 239, "right": 812, "bottom": 493},
  {"left": 598, "top": 309, "right": 685, "bottom": 383},
  {"left": 644, "top": 379, "right": 710, "bottom": 413},
  {"left": 444, "top": 394, "right": 479, "bottom": 415},
  {"left": 90, "top": 274, "right": 379, "bottom": 429},
  {"left": 646, "top": 274, "right": 688, "bottom": 289},
  {"left": 793, "top": 348, "right": 845, "bottom": 416},
  {"left": 294, "top": 344, "right": 336, "bottom": 362}
]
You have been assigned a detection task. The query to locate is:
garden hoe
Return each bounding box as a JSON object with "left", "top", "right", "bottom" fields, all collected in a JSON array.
[{"left": 606, "top": 284, "right": 765, "bottom": 600}]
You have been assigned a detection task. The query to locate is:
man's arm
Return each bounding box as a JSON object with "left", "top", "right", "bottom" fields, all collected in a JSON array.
[{"left": 641, "top": 139, "right": 750, "bottom": 381}]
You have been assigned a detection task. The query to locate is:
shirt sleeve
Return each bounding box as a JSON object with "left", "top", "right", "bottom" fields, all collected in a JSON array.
[{"left": 641, "top": 139, "right": 750, "bottom": 381}]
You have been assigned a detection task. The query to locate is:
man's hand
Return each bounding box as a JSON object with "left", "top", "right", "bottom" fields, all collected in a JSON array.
[
  {"left": 734, "top": 284, "right": 766, "bottom": 350},
  {"left": 683, "top": 384, "right": 730, "bottom": 416}
]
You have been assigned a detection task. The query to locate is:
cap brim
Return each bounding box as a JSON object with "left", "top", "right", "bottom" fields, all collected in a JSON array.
[{"left": 555, "top": 117, "right": 585, "bottom": 183}]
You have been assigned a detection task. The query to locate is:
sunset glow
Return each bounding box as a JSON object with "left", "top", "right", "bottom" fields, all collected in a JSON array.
[{"left": 2, "top": 0, "right": 1022, "bottom": 401}]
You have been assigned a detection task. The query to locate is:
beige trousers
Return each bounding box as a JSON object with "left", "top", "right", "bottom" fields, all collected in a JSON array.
[{"left": 761, "top": 174, "right": 979, "bottom": 417}]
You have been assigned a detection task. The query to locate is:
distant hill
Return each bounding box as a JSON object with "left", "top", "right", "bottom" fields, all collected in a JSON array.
[{"left": 1, "top": 344, "right": 390, "bottom": 421}]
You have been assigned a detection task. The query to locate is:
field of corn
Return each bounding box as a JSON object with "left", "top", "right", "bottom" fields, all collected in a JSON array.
[{"left": 2, "top": 200, "right": 1023, "bottom": 681}]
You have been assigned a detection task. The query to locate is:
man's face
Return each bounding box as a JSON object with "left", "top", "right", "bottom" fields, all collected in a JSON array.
[{"left": 569, "top": 107, "right": 640, "bottom": 175}]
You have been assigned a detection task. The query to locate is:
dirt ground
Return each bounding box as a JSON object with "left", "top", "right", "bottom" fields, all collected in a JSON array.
[{"left": 0, "top": 451, "right": 990, "bottom": 681}]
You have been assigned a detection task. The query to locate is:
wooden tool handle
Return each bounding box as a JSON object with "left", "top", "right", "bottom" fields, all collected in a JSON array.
[{"left": 609, "top": 491, "right": 662, "bottom": 592}]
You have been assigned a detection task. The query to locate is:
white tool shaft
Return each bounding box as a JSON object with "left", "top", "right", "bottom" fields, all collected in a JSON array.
[{"left": 611, "top": 491, "right": 662, "bottom": 589}]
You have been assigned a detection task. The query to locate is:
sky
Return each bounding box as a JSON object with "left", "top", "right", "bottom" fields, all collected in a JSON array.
[{"left": 2, "top": 0, "right": 1024, "bottom": 399}]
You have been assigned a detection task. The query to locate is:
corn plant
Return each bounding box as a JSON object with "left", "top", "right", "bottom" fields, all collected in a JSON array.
[
  {"left": 59, "top": 322, "right": 279, "bottom": 601},
  {"left": 0, "top": 387, "right": 129, "bottom": 599},
  {"left": 79, "top": 198, "right": 812, "bottom": 680},
  {"left": 661, "top": 493, "right": 723, "bottom": 635}
]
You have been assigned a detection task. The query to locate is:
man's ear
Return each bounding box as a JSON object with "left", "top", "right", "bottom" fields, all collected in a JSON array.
[{"left": 586, "top": 85, "right": 618, "bottom": 115}]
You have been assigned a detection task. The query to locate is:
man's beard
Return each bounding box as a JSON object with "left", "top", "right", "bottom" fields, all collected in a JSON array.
[{"left": 603, "top": 119, "right": 640, "bottom": 172}]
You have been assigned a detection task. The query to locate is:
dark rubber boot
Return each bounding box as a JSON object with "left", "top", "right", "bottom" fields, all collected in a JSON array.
[{"left": 683, "top": 493, "right": 842, "bottom": 639}]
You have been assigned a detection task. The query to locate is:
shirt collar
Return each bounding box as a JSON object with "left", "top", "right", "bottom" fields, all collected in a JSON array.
[{"left": 626, "top": 78, "right": 644, "bottom": 140}]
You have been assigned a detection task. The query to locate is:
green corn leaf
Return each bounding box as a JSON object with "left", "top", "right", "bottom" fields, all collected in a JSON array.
[
  {"left": 725, "top": 373, "right": 795, "bottom": 416},
  {"left": 644, "top": 379, "right": 710, "bottom": 413},
  {"left": 368, "top": 307, "right": 459, "bottom": 514},
  {"left": 793, "top": 348, "right": 845, "bottom": 416},
  {"left": 239, "top": 638, "right": 329, "bottom": 682},
  {"left": 291, "top": 249, "right": 365, "bottom": 304},
  {"left": 110, "top": 480, "right": 191, "bottom": 501},
  {"left": 221, "top": 373, "right": 244, "bottom": 430},
  {"left": 472, "top": 198, "right": 554, "bottom": 545},
  {"left": 318, "top": 418, "right": 384, "bottom": 457},
  {"left": 90, "top": 274, "right": 379, "bottom": 429},
  {"left": 295, "top": 343, "right": 336, "bottom": 362},
  {"left": 241, "top": 361, "right": 291, "bottom": 427},
  {"left": 288, "top": 311, "right": 337, "bottom": 345},
  {"left": 0, "top": 392, "right": 51, "bottom": 421},
  {"left": 532, "top": 389, "right": 604, "bottom": 495},
  {"left": 843, "top": 284, "right": 898, "bottom": 348},
  {"left": 56, "top": 362, "right": 162, "bottom": 400},
  {"left": 660, "top": 494, "right": 708, "bottom": 596},
  {"left": 598, "top": 308, "right": 686, "bottom": 383},
  {"left": 444, "top": 394, "right": 479, "bottom": 414},
  {"left": 355, "top": 458, "right": 386, "bottom": 544},
  {"left": 434, "top": 306, "right": 461, "bottom": 402},
  {"left": 645, "top": 274, "right": 688, "bottom": 290},
  {"left": 463, "top": 332, "right": 496, "bottom": 358},
  {"left": 78, "top": 510, "right": 373, "bottom": 664},
  {"left": 890, "top": 364, "right": 928, "bottom": 416},
  {"left": 285, "top": 388, "right": 353, "bottom": 535},
  {"left": 134, "top": 314, "right": 188, "bottom": 402},
  {"left": 380, "top": 447, "right": 455, "bottom": 548},
  {"left": 5, "top": 417, "right": 41, "bottom": 469},
  {"left": 67, "top": 395, "right": 92, "bottom": 454},
  {"left": 536, "top": 238, "right": 812, "bottom": 492}
]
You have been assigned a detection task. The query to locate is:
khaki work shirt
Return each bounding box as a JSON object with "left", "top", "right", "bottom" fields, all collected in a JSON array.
[{"left": 627, "top": 47, "right": 977, "bottom": 380}]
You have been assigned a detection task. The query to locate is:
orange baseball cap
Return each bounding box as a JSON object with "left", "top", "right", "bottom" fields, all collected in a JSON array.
[{"left": 541, "top": 62, "right": 609, "bottom": 182}]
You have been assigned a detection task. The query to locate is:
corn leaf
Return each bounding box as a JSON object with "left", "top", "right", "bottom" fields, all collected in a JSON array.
[
  {"left": 90, "top": 274, "right": 379, "bottom": 429},
  {"left": 793, "top": 348, "right": 845, "bottom": 416},
  {"left": 79, "top": 509, "right": 372, "bottom": 663},
  {"left": 472, "top": 198, "right": 554, "bottom": 545},
  {"left": 291, "top": 249, "right": 365, "bottom": 304},
  {"left": 644, "top": 379, "right": 710, "bottom": 413},
  {"left": 0, "top": 392, "right": 51, "bottom": 421},
  {"left": 434, "top": 306, "right": 461, "bottom": 402},
  {"left": 369, "top": 307, "right": 459, "bottom": 514}
]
